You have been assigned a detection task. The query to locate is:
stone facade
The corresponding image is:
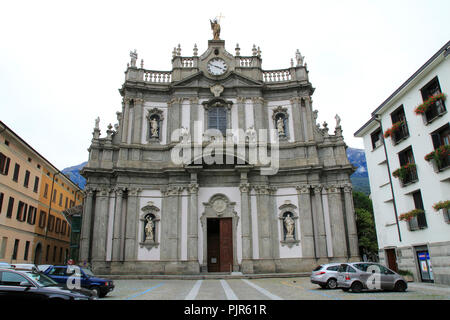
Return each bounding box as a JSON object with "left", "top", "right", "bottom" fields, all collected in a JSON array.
[{"left": 80, "top": 37, "right": 359, "bottom": 275}]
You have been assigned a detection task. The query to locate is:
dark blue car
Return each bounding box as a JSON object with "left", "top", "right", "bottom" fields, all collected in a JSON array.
[{"left": 42, "top": 265, "right": 114, "bottom": 298}]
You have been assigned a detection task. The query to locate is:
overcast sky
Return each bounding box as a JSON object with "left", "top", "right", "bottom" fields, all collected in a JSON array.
[{"left": 1, "top": 0, "right": 449, "bottom": 170}]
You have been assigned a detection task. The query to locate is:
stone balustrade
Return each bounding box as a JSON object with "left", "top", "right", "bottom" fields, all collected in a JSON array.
[
  {"left": 238, "top": 57, "right": 254, "bottom": 67},
  {"left": 263, "top": 69, "right": 293, "bottom": 83},
  {"left": 144, "top": 70, "right": 172, "bottom": 83},
  {"left": 181, "top": 57, "right": 195, "bottom": 68}
]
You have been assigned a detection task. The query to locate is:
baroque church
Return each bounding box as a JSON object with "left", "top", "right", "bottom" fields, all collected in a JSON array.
[{"left": 80, "top": 21, "right": 359, "bottom": 275}]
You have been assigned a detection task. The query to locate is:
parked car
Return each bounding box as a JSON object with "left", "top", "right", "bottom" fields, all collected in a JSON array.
[
  {"left": 0, "top": 268, "right": 96, "bottom": 300},
  {"left": 310, "top": 263, "right": 341, "bottom": 289},
  {"left": 42, "top": 265, "right": 114, "bottom": 298},
  {"left": 337, "top": 262, "right": 408, "bottom": 293},
  {"left": 11, "top": 263, "right": 39, "bottom": 272},
  {"left": 0, "top": 262, "right": 13, "bottom": 269},
  {"left": 37, "top": 265, "right": 52, "bottom": 273}
]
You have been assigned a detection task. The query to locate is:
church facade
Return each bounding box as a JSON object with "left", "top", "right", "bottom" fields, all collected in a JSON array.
[{"left": 80, "top": 29, "right": 359, "bottom": 275}]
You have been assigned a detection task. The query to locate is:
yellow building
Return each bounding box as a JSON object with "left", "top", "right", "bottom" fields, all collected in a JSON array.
[{"left": 0, "top": 121, "right": 84, "bottom": 265}]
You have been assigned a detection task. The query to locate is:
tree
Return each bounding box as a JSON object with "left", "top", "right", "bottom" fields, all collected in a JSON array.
[{"left": 353, "top": 191, "right": 378, "bottom": 261}]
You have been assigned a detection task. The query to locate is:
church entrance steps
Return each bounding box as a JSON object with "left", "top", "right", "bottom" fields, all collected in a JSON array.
[{"left": 96, "top": 272, "right": 310, "bottom": 280}]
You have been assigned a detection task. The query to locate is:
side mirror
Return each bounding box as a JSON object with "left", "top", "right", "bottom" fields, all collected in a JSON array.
[{"left": 20, "top": 281, "right": 33, "bottom": 288}]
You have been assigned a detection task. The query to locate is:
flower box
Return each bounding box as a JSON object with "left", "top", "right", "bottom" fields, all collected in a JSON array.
[
  {"left": 414, "top": 93, "right": 446, "bottom": 115},
  {"left": 392, "top": 163, "right": 418, "bottom": 186},
  {"left": 384, "top": 121, "right": 405, "bottom": 139},
  {"left": 424, "top": 145, "right": 450, "bottom": 171},
  {"left": 399, "top": 209, "right": 424, "bottom": 222},
  {"left": 433, "top": 200, "right": 450, "bottom": 224}
]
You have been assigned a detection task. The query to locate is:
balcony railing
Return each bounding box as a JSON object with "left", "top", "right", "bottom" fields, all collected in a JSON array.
[
  {"left": 392, "top": 122, "right": 409, "bottom": 144},
  {"left": 424, "top": 100, "right": 446, "bottom": 123},
  {"left": 393, "top": 163, "right": 418, "bottom": 187}
]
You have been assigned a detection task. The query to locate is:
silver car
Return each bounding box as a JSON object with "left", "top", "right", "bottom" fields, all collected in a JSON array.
[
  {"left": 310, "top": 263, "right": 341, "bottom": 289},
  {"left": 337, "top": 262, "right": 407, "bottom": 293}
]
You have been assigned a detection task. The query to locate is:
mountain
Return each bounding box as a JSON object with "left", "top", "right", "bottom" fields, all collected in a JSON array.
[
  {"left": 62, "top": 161, "right": 87, "bottom": 189},
  {"left": 61, "top": 148, "right": 370, "bottom": 194},
  {"left": 346, "top": 147, "right": 370, "bottom": 195}
]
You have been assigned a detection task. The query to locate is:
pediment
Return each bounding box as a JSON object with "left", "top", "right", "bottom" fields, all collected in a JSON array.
[{"left": 172, "top": 71, "right": 263, "bottom": 89}]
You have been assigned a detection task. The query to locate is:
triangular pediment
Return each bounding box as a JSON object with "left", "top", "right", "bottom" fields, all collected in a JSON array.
[{"left": 172, "top": 71, "right": 263, "bottom": 89}]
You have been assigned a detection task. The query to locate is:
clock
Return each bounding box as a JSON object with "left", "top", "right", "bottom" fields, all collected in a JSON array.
[{"left": 207, "top": 58, "right": 227, "bottom": 76}]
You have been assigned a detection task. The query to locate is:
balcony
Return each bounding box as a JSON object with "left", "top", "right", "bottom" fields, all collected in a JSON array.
[
  {"left": 414, "top": 93, "right": 447, "bottom": 124},
  {"left": 424, "top": 145, "right": 450, "bottom": 172},
  {"left": 384, "top": 121, "right": 409, "bottom": 145},
  {"left": 392, "top": 163, "right": 418, "bottom": 187}
]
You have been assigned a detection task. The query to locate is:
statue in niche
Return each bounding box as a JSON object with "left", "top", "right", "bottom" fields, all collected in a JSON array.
[
  {"left": 145, "top": 215, "right": 154, "bottom": 241},
  {"left": 210, "top": 18, "right": 221, "bottom": 40},
  {"left": 150, "top": 117, "right": 159, "bottom": 138},
  {"left": 284, "top": 213, "right": 295, "bottom": 238},
  {"left": 277, "top": 117, "right": 285, "bottom": 136}
]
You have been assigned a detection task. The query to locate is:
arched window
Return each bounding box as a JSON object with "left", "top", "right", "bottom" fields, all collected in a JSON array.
[{"left": 208, "top": 106, "right": 227, "bottom": 135}]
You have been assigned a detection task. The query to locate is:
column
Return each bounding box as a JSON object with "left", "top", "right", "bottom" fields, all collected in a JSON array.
[
  {"left": 187, "top": 181, "right": 199, "bottom": 261},
  {"left": 124, "top": 188, "right": 140, "bottom": 261},
  {"left": 326, "top": 185, "right": 348, "bottom": 258},
  {"left": 132, "top": 98, "right": 144, "bottom": 144},
  {"left": 240, "top": 181, "right": 252, "bottom": 261},
  {"left": 168, "top": 98, "right": 182, "bottom": 142},
  {"left": 304, "top": 97, "right": 315, "bottom": 142},
  {"left": 79, "top": 188, "right": 94, "bottom": 262},
  {"left": 313, "top": 185, "right": 328, "bottom": 257},
  {"left": 91, "top": 187, "right": 110, "bottom": 261},
  {"left": 344, "top": 184, "right": 359, "bottom": 258},
  {"left": 121, "top": 98, "right": 130, "bottom": 143},
  {"left": 161, "top": 186, "right": 181, "bottom": 260},
  {"left": 112, "top": 188, "right": 124, "bottom": 261},
  {"left": 237, "top": 97, "right": 246, "bottom": 130},
  {"left": 255, "top": 185, "right": 272, "bottom": 259},
  {"left": 296, "top": 185, "right": 315, "bottom": 258},
  {"left": 290, "top": 98, "right": 304, "bottom": 142}
]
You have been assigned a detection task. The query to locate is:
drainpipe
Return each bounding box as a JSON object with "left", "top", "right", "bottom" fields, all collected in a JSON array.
[{"left": 374, "top": 116, "right": 402, "bottom": 242}]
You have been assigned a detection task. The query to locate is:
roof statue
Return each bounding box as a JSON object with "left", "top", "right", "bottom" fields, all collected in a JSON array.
[{"left": 210, "top": 18, "right": 221, "bottom": 40}]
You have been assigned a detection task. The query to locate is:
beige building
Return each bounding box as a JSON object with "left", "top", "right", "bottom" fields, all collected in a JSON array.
[{"left": 0, "top": 121, "right": 83, "bottom": 265}]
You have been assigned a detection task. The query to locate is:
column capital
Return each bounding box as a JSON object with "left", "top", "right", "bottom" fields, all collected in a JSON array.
[
  {"left": 128, "top": 187, "right": 142, "bottom": 197},
  {"left": 324, "top": 185, "right": 341, "bottom": 194},
  {"left": 239, "top": 183, "right": 251, "bottom": 193},
  {"left": 312, "top": 184, "right": 322, "bottom": 194},
  {"left": 343, "top": 184, "right": 353, "bottom": 193},
  {"left": 188, "top": 183, "right": 199, "bottom": 194},
  {"left": 296, "top": 185, "right": 311, "bottom": 194}
]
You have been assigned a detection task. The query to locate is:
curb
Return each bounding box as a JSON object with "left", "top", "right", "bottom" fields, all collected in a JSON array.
[{"left": 96, "top": 272, "right": 311, "bottom": 280}]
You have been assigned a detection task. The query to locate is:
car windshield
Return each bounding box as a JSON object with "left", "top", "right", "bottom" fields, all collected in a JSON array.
[
  {"left": 82, "top": 268, "right": 95, "bottom": 277},
  {"left": 25, "top": 272, "right": 59, "bottom": 287}
]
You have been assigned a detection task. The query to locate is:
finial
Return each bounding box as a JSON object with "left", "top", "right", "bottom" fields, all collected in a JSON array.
[
  {"left": 290, "top": 58, "right": 294, "bottom": 67},
  {"left": 235, "top": 43, "right": 240, "bottom": 56},
  {"left": 193, "top": 44, "right": 198, "bottom": 56},
  {"left": 172, "top": 47, "right": 177, "bottom": 58},
  {"left": 252, "top": 44, "right": 257, "bottom": 56},
  {"left": 140, "top": 59, "right": 144, "bottom": 69},
  {"left": 257, "top": 46, "right": 261, "bottom": 58},
  {"left": 177, "top": 44, "right": 181, "bottom": 56}
]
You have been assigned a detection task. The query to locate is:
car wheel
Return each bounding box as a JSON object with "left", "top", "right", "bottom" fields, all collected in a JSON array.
[
  {"left": 350, "top": 282, "right": 363, "bottom": 293},
  {"left": 326, "top": 278, "right": 338, "bottom": 289},
  {"left": 394, "top": 281, "right": 407, "bottom": 292},
  {"left": 91, "top": 286, "right": 100, "bottom": 298}
]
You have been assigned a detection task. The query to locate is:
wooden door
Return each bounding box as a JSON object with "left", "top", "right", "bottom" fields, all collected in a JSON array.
[
  {"left": 219, "top": 218, "right": 233, "bottom": 272},
  {"left": 385, "top": 249, "right": 398, "bottom": 272},
  {"left": 207, "top": 219, "right": 220, "bottom": 272}
]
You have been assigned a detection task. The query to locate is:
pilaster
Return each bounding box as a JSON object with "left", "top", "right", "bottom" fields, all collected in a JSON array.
[
  {"left": 79, "top": 188, "right": 94, "bottom": 262},
  {"left": 296, "top": 185, "right": 315, "bottom": 258},
  {"left": 313, "top": 185, "right": 328, "bottom": 257},
  {"left": 91, "top": 187, "right": 110, "bottom": 261},
  {"left": 125, "top": 187, "right": 140, "bottom": 260},
  {"left": 343, "top": 184, "right": 359, "bottom": 257},
  {"left": 325, "top": 185, "right": 348, "bottom": 258},
  {"left": 112, "top": 188, "right": 124, "bottom": 261}
]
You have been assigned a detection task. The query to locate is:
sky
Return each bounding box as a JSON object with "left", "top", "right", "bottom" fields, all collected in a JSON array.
[{"left": 1, "top": 0, "right": 449, "bottom": 170}]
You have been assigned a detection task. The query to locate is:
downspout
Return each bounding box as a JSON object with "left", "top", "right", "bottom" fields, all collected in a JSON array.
[{"left": 374, "top": 116, "right": 402, "bottom": 242}]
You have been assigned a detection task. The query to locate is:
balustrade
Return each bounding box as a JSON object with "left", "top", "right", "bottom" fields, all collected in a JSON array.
[
  {"left": 263, "top": 69, "right": 293, "bottom": 83},
  {"left": 143, "top": 70, "right": 172, "bottom": 83}
]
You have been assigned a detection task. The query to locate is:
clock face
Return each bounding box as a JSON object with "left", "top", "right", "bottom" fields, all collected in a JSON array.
[{"left": 207, "top": 58, "right": 227, "bottom": 76}]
